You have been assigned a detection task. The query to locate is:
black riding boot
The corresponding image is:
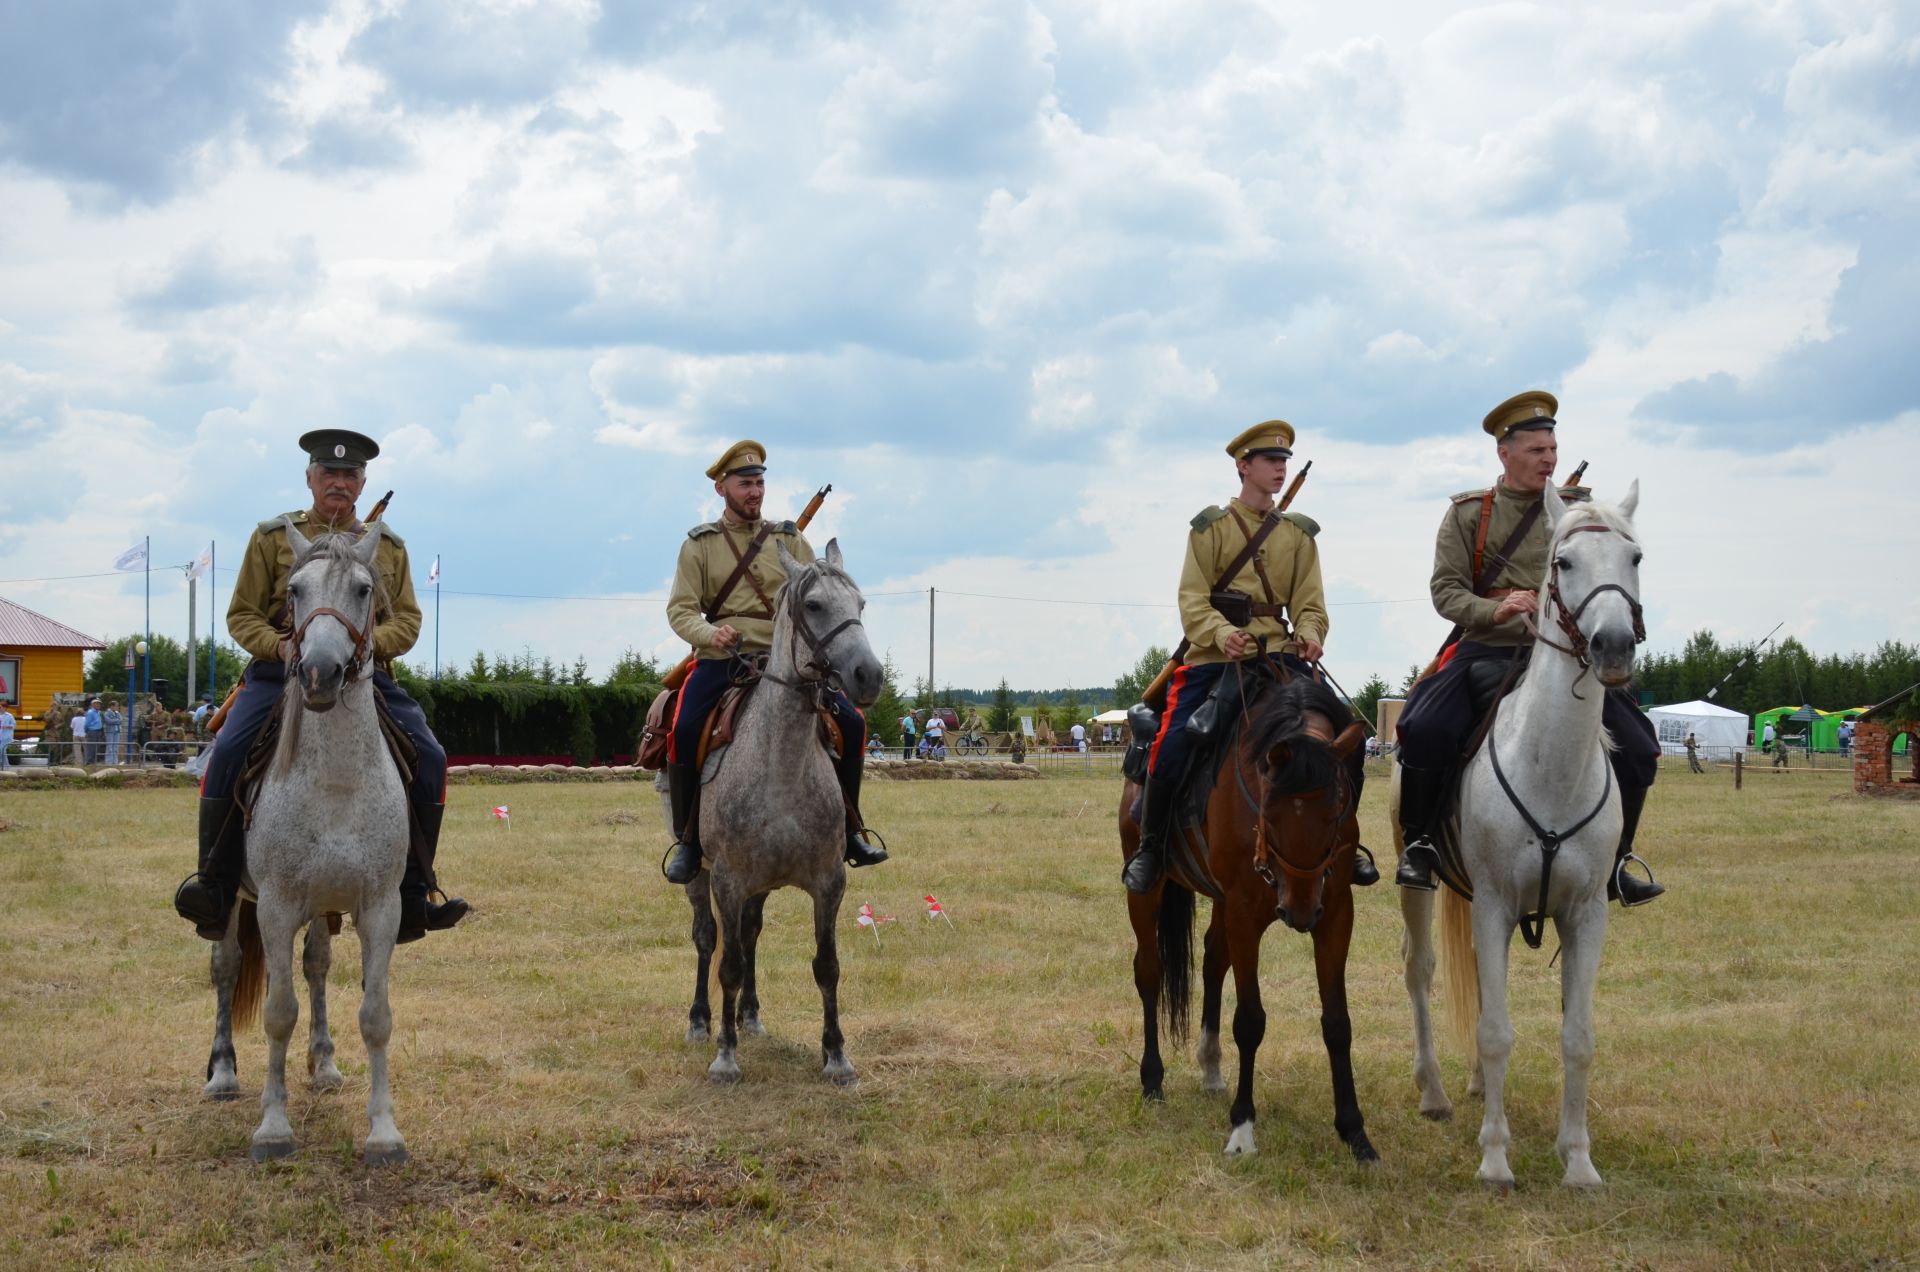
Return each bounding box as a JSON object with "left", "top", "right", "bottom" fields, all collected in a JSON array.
[
  {"left": 1346, "top": 747, "right": 1380, "bottom": 886},
  {"left": 1123, "top": 765, "right": 1185, "bottom": 893},
  {"left": 662, "top": 761, "right": 703, "bottom": 884},
  {"left": 834, "top": 743, "right": 889, "bottom": 868},
  {"left": 1608, "top": 784, "right": 1665, "bottom": 907},
  {"left": 174, "top": 796, "right": 246, "bottom": 941},
  {"left": 398, "top": 803, "right": 468, "bottom": 944},
  {"left": 1394, "top": 764, "right": 1447, "bottom": 891}
]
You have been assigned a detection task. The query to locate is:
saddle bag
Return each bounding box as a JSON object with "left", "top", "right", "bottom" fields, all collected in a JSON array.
[
  {"left": 1208, "top": 589, "right": 1254, "bottom": 629},
  {"left": 638, "top": 687, "right": 676, "bottom": 770},
  {"left": 1121, "top": 702, "right": 1157, "bottom": 784},
  {"left": 1185, "top": 668, "right": 1245, "bottom": 742}
]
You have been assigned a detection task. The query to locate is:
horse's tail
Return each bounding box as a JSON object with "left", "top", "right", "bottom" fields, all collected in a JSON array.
[
  {"left": 1439, "top": 885, "right": 1479, "bottom": 1057},
  {"left": 1157, "top": 881, "right": 1195, "bottom": 1047},
  {"left": 232, "top": 900, "right": 265, "bottom": 1030}
]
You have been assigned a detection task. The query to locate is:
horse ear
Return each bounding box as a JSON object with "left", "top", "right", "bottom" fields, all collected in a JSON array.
[
  {"left": 774, "top": 538, "right": 798, "bottom": 572},
  {"left": 1618, "top": 478, "right": 1639, "bottom": 521},
  {"left": 823, "top": 537, "right": 843, "bottom": 570},
  {"left": 284, "top": 519, "right": 312, "bottom": 560},
  {"left": 1332, "top": 722, "right": 1365, "bottom": 761},
  {"left": 353, "top": 527, "right": 382, "bottom": 564},
  {"left": 1542, "top": 482, "right": 1568, "bottom": 530}
]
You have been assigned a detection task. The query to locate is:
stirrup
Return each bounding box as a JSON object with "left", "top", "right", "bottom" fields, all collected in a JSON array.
[
  {"left": 662, "top": 840, "right": 703, "bottom": 885},
  {"left": 1122, "top": 847, "right": 1162, "bottom": 894},
  {"left": 1612, "top": 852, "right": 1665, "bottom": 907},
  {"left": 1350, "top": 844, "right": 1380, "bottom": 887},
  {"left": 174, "top": 872, "right": 232, "bottom": 938},
  {"left": 1394, "top": 840, "right": 1439, "bottom": 892},
  {"left": 845, "top": 825, "right": 889, "bottom": 868}
]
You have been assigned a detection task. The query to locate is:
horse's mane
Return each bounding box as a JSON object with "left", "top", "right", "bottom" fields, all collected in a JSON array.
[
  {"left": 1243, "top": 674, "right": 1351, "bottom": 795},
  {"left": 273, "top": 531, "right": 390, "bottom": 777}
]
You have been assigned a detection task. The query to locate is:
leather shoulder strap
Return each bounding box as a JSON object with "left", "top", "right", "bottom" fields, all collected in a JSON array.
[
  {"left": 1213, "top": 510, "right": 1286, "bottom": 592},
  {"left": 705, "top": 523, "right": 776, "bottom": 622},
  {"left": 1471, "top": 489, "right": 1545, "bottom": 597}
]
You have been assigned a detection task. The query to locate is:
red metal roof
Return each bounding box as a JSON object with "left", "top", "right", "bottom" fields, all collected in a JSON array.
[{"left": 0, "top": 596, "right": 106, "bottom": 649}]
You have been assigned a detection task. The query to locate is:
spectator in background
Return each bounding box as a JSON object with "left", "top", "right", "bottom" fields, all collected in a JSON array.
[
  {"left": 1070, "top": 720, "right": 1087, "bottom": 753},
  {"left": 0, "top": 703, "right": 14, "bottom": 768},
  {"left": 1761, "top": 720, "right": 1775, "bottom": 753},
  {"left": 1838, "top": 720, "right": 1854, "bottom": 757},
  {"left": 84, "top": 699, "right": 104, "bottom": 765},
  {"left": 104, "top": 702, "right": 124, "bottom": 765},
  {"left": 1773, "top": 730, "right": 1792, "bottom": 767},
  {"left": 899, "top": 711, "right": 916, "bottom": 760},
  {"left": 1685, "top": 731, "right": 1705, "bottom": 774},
  {"left": 1009, "top": 729, "right": 1027, "bottom": 764},
  {"left": 192, "top": 693, "right": 215, "bottom": 731}
]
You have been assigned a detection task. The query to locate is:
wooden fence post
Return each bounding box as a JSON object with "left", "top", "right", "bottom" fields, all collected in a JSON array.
[{"left": 1735, "top": 750, "right": 1743, "bottom": 790}]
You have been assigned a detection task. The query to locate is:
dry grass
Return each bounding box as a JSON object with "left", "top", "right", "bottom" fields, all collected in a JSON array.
[{"left": 1, "top": 760, "right": 1916, "bottom": 1269}]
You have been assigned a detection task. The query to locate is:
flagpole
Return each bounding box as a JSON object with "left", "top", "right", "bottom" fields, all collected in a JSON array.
[
  {"left": 434, "top": 557, "right": 441, "bottom": 683},
  {"left": 208, "top": 542, "right": 217, "bottom": 698},
  {"left": 142, "top": 535, "right": 151, "bottom": 699}
]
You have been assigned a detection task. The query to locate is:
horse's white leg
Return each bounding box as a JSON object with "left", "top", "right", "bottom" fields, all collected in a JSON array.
[
  {"left": 708, "top": 874, "right": 745, "bottom": 1084},
  {"left": 357, "top": 893, "right": 408, "bottom": 1167},
  {"left": 1400, "top": 887, "right": 1450, "bottom": 1121},
  {"left": 303, "top": 921, "right": 343, "bottom": 1093},
  {"left": 811, "top": 877, "right": 855, "bottom": 1086},
  {"left": 205, "top": 919, "right": 242, "bottom": 1100},
  {"left": 249, "top": 900, "right": 300, "bottom": 1161},
  {"left": 1555, "top": 899, "right": 1609, "bottom": 1188},
  {"left": 1471, "top": 898, "right": 1517, "bottom": 1191}
]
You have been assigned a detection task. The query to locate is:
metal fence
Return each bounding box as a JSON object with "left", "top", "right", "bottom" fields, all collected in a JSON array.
[{"left": 2, "top": 735, "right": 208, "bottom": 770}]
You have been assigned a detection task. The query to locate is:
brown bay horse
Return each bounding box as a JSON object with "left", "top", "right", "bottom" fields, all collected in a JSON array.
[{"left": 1120, "top": 672, "right": 1376, "bottom": 1161}]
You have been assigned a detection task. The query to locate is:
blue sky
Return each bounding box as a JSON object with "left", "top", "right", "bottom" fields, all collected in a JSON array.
[{"left": 2, "top": 0, "right": 1915, "bottom": 693}]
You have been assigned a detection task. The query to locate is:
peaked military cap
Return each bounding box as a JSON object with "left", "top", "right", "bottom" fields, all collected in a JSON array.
[
  {"left": 1483, "top": 391, "right": 1558, "bottom": 442},
  {"left": 705, "top": 439, "right": 768, "bottom": 480},
  {"left": 299, "top": 429, "right": 379, "bottom": 469},
  {"left": 1226, "top": 420, "right": 1295, "bottom": 461}
]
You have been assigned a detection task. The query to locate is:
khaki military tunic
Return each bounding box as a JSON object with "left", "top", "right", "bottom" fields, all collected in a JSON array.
[
  {"left": 1178, "top": 497, "right": 1327, "bottom": 666},
  {"left": 227, "top": 511, "right": 422, "bottom": 668},
  {"left": 666, "top": 517, "right": 814, "bottom": 658},
  {"left": 1431, "top": 483, "right": 1590, "bottom": 647}
]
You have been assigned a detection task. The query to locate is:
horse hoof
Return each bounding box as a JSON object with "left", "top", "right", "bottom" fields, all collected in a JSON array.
[
  {"left": 824, "top": 1067, "right": 858, "bottom": 1088},
  {"left": 203, "top": 1082, "right": 241, "bottom": 1102},
  {"left": 1481, "top": 1176, "right": 1515, "bottom": 1196},
  {"left": 1141, "top": 1087, "right": 1164, "bottom": 1104},
  {"left": 363, "top": 1143, "right": 410, "bottom": 1169},
  {"left": 1420, "top": 1106, "right": 1453, "bottom": 1123},
  {"left": 1348, "top": 1135, "right": 1380, "bottom": 1164},
  {"left": 739, "top": 1017, "right": 766, "bottom": 1040},
  {"left": 1201, "top": 1077, "right": 1227, "bottom": 1095},
  {"left": 708, "top": 1056, "right": 742, "bottom": 1084},
  {"left": 310, "top": 1070, "right": 344, "bottom": 1095},
  {"left": 1224, "top": 1124, "right": 1257, "bottom": 1157},
  {"left": 685, "top": 1024, "right": 710, "bottom": 1044},
  {"left": 250, "top": 1138, "right": 295, "bottom": 1163}
]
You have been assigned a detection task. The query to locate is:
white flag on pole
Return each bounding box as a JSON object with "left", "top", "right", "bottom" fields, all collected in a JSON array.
[
  {"left": 428, "top": 555, "right": 440, "bottom": 585},
  {"left": 113, "top": 541, "right": 148, "bottom": 571},
  {"left": 188, "top": 542, "right": 213, "bottom": 580}
]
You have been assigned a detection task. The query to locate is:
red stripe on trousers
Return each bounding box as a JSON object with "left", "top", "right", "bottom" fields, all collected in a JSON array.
[{"left": 1148, "top": 666, "right": 1189, "bottom": 771}]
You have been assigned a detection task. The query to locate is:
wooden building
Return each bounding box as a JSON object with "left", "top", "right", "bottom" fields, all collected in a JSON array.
[{"left": 0, "top": 596, "right": 105, "bottom": 740}]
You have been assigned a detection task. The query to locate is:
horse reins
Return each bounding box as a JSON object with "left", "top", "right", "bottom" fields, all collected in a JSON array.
[
  {"left": 286, "top": 550, "right": 377, "bottom": 686},
  {"left": 1522, "top": 521, "right": 1647, "bottom": 695}
]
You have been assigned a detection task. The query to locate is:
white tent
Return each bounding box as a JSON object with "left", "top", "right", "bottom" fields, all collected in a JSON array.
[{"left": 1645, "top": 699, "right": 1749, "bottom": 755}]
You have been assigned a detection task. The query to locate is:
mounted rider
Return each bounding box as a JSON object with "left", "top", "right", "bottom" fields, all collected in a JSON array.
[
  {"left": 1122, "top": 421, "right": 1379, "bottom": 894},
  {"left": 173, "top": 429, "right": 469, "bottom": 943},
  {"left": 1394, "top": 391, "right": 1664, "bottom": 905},
  {"left": 660, "top": 440, "right": 888, "bottom": 885}
]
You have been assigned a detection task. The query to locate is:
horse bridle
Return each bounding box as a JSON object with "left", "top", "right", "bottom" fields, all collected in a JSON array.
[
  {"left": 286, "top": 553, "right": 377, "bottom": 686},
  {"left": 1236, "top": 715, "right": 1356, "bottom": 897},
  {"left": 1524, "top": 522, "right": 1646, "bottom": 678},
  {"left": 764, "top": 565, "right": 864, "bottom": 701}
]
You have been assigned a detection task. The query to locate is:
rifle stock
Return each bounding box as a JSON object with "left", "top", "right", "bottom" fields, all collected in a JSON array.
[{"left": 661, "top": 484, "right": 834, "bottom": 691}]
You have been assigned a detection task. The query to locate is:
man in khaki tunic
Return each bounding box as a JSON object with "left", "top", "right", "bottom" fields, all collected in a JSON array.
[
  {"left": 1393, "top": 391, "right": 1663, "bottom": 905},
  {"left": 173, "top": 429, "right": 468, "bottom": 943},
  {"left": 1122, "top": 421, "right": 1378, "bottom": 893},
  {"left": 660, "top": 440, "right": 888, "bottom": 883}
]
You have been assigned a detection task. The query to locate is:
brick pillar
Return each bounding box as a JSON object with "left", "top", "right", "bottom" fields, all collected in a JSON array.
[{"left": 1854, "top": 722, "right": 1891, "bottom": 793}]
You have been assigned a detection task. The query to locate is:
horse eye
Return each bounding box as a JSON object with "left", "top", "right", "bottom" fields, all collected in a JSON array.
[
  {"left": 1553, "top": 556, "right": 1570, "bottom": 571},
  {"left": 357, "top": 583, "right": 372, "bottom": 597},
  {"left": 805, "top": 598, "right": 823, "bottom": 611}
]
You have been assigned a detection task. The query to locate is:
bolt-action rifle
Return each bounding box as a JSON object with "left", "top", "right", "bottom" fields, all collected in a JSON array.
[{"left": 659, "top": 483, "right": 834, "bottom": 692}]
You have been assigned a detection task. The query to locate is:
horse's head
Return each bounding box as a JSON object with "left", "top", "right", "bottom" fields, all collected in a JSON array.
[
  {"left": 1541, "top": 481, "right": 1645, "bottom": 688},
  {"left": 773, "top": 538, "right": 883, "bottom": 706},
  {"left": 283, "top": 522, "right": 382, "bottom": 711},
  {"left": 1251, "top": 678, "right": 1366, "bottom": 933}
]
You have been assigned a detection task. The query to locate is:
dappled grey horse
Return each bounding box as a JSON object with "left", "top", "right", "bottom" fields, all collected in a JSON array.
[
  {"left": 202, "top": 523, "right": 412, "bottom": 1166},
  {"left": 1393, "top": 483, "right": 1646, "bottom": 1190},
  {"left": 689, "top": 540, "right": 883, "bottom": 1085}
]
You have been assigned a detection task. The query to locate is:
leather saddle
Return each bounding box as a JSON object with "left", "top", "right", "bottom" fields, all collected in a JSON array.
[{"left": 638, "top": 660, "right": 846, "bottom": 775}]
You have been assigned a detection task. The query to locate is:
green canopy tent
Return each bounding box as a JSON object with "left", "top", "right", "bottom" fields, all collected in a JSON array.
[{"left": 1752, "top": 705, "right": 1799, "bottom": 749}]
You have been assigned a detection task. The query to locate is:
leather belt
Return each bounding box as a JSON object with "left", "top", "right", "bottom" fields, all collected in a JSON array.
[{"left": 1247, "top": 602, "right": 1286, "bottom": 618}]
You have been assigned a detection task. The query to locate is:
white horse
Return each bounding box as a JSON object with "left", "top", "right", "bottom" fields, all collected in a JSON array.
[
  {"left": 1395, "top": 482, "right": 1644, "bottom": 1190},
  {"left": 203, "top": 524, "right": 411, "bottom": 1166},
  {"left": 700, "top": 540, "right": 883, "bottom": 1086}
]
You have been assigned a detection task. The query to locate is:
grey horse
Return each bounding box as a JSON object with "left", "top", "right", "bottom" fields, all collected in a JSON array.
[
  {"left": 690, "top": 539, "right": 883, "bottom": 1085},
  {"left": 202, "top": 523, "right": 411, "bottom": 1166},
  {"left": 652, "top": 772, "right": 764, "bottom": 1044}
]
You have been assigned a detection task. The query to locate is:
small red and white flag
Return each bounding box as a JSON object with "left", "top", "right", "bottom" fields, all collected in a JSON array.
[
  {"left": 490, "top": 805, "right": 510, "bottom": 829},
  {"left": 924, "top": 894, "right": 953, "bottom": 926},
  {"left": 427, "top": 555, "right": 440, "bottom": 585},
  {"left": 855, "top": 902, "right": 893, "bottom": 945}
]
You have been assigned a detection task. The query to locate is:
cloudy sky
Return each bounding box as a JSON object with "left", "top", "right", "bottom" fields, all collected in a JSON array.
[{"left": 3, "top": 0, "right": 1915, "bottom": 695}]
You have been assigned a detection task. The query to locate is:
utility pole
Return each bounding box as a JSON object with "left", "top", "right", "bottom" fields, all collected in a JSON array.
[
  {"left": 185, "top": 567, "right": 197, "bottom": 705},
  {"left": 927, "top": 587, "right": 936, "bottom": 705}
]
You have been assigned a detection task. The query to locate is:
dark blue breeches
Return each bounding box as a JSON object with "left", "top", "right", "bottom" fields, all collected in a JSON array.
[
  {"left": 1396, "top": 642, "right": 1658, "bottom": 790},
  {"left": 1147, "top": 652, "right": 1319, "bottom": 778},
  {"left": 669, "top": 655, "right": 865, "bottom": 765},
  {"left": 201, "top": 662, "right": 447, "bottom": 807}
]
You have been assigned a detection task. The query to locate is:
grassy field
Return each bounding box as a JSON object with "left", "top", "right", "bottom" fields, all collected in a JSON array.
[{"left": 1, "top": 761, "right": 1916, "bottom": 1269}]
